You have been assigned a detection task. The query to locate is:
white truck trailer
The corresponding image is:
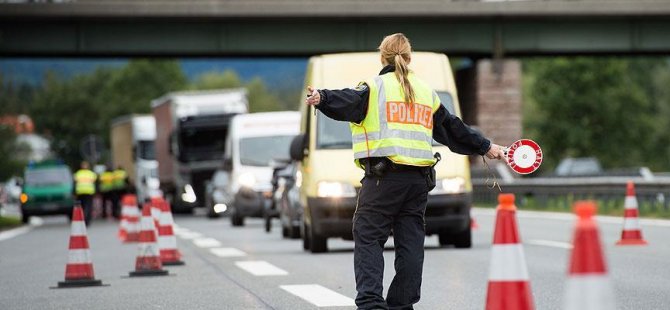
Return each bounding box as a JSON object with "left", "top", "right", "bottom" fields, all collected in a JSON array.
[
  {"left": 110, "top": 115, "right": 160, "bottom": 203},
  {"left": 152, "top": 89, "right": 248, "bottom": 212}
]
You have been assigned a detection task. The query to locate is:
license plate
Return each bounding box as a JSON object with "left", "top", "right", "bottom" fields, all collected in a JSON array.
[{"left": 42, "top": 203, "right": 58, "bottom": 211}]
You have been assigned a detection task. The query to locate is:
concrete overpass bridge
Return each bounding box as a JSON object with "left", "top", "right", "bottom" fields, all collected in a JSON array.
[
  {"left": 2, "top": 0, "right": 670, "bottom": 57},
  {"left": 2, "top": 0, "right": 669, "bottom": 149}
]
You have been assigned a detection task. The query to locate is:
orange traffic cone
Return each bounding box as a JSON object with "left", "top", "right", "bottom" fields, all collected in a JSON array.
[
  {"left": 56, "top": 204, "right": 106, "bottom": 288},
  {"left": 156, "top": 198, "right": 184, "bottom": 266},
  {"left": 129, "top": 203, "right": 169, "bottom": 277},
  {"left": 616, "top": 181, "right": 648, "bottom": 245},
  {"left": 485, "top": 193, "right": 534, "bottom": 310},
  {"left": 564, "top": 201, "right": 616, "bottom": 310},
  {"left": 118, "top": 194, "right": 140, "bottom": 242}
]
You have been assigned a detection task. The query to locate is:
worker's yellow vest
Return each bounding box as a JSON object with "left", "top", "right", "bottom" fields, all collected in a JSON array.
[
  {"left": 113, "top": 169, "right": 128, "bottom": 190},
  {"left": 100, "top": 172, "right": 115, "bottom": 193},
  {"left": 350, "top": 72, "right": 440, "bottom": 167},
  {"left": 74, "top": 169, "right": 97, "bottom": 195}
]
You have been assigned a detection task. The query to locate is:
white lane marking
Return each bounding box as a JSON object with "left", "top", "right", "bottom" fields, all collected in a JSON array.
[
  {"left": 193, "top": 237, "right": 222, "bottom": 248},
  {"left": 235, "top": 261, "right": 288, "bottom": 276},
  {"left": 527, "top": 239, "right": 573, "bottom": 249},
  {"left": 0, "top": 217, "right": 43, "bottom": 242},
  {"left": 210, "top": 247, "right": 247, "bottom": 257},
  {"left": 280, "top": 284, "right": 355, "bottom": 307},
  {"left": 177, "top": 231, "right": 202, "bottom": 239},
  {"left": 473, "top": 208, "right": 670, "bottom": 227}
]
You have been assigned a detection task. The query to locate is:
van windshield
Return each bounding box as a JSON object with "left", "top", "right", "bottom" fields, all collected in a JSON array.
[
  {"left": 316, "top": 113, "right": 352, "bottom": 149},
  {"left": 240, "top": 135, "right": 295, "bottom": 166},
  {"left": 25, "top": 167, "right": 72, "bottom": 186}
]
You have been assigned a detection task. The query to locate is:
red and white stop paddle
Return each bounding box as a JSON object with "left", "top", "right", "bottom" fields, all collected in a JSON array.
[{"left": 504, "top": 139, "right": 543, "bottom": 175}]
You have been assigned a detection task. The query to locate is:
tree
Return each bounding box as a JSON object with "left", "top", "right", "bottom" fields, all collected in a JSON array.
[
  {"left": 190, "top": 70, "right": 283, "bottom": 112},
  {"left": 0, "top": 126, "right": 26, "bottom": 180},
  {"left": 524, "top": 57, "right": 670, "bottom": 171}
]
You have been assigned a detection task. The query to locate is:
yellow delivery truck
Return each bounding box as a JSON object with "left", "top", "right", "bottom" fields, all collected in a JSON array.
[{"left": 290, "top": 52, "right": 473, "bottom": 253}]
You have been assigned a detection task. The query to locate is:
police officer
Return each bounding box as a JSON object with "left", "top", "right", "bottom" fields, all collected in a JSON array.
[
  {"left": 111, "top": 166, "right": 128, "bottom": 219},
  {"left": 73, "top": 161, "right": 97, "bottom": 226},
  {"left": 305, "top": 33, "right": 505, "bottom": 310},
  {"left": 99, "top": 166, "right": 115, "bottom": 219}
]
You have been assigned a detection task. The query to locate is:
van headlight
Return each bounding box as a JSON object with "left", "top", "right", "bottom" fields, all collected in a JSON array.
[
  {"left": 181, "top": 184, "right": 197, "bottom": 203},
  {"left": 429, "top": 177, "right": 466, "bottom": 195},
  {"left": 317, "top": 181, "right": 356, "bottom": 198},
  {"left": 238, "top": 172, "right": 256, "bottom": 188}
]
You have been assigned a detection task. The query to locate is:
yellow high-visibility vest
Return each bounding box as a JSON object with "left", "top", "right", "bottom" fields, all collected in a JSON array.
[
  {"left": 74, "top": 169, "right": 97, "bottom": 195},
  {"left": 350, "top": 72, "right": 440, "bottom": 167},
  {"left": 99, "top": 171, "right": 115, "bottom": 193},
  {"left": 113, "top": 169, "right": 128, "bottom": 190}
]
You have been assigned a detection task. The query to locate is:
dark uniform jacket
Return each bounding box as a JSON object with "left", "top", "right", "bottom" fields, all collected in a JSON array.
[{"left": 315, "top": 65, "right": 491, "bottom": 157}]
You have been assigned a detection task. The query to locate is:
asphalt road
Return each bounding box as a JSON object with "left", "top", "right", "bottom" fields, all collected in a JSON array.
[{"left": 1, "top": 206, "right": 669, "bottom": 310}]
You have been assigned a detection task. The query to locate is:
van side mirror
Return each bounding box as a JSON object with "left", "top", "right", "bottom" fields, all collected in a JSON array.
[{"left": 289, "top": 134, "right": 306, "bottom": 161}]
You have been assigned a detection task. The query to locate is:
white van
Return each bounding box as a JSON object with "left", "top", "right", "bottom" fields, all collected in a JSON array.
[{"left": 223, "top": 111, "right": 301, "bottom": 226}]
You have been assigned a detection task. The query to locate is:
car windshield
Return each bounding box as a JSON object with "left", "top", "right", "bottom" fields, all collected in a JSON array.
[
  {"left": 25, "top": 167, "right": 72, "bottom": 186},
  {"left": 138, "top": 140, "right": 155, "bottom": 160},
  {"left": 317, "top": 112, "right": 352, "bottom": 149},
  {"left": 239, "top": 135, "right": 295, "bottom": 167}
]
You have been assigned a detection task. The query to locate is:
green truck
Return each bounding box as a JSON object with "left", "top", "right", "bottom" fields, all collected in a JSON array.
[{"left": 20, "top": 160, "right": 75, "bottom": 223}]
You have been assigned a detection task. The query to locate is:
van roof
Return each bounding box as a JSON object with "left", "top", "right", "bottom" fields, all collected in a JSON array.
[{"left": 311, "top": 52, "right": 451, "bottom": 91}]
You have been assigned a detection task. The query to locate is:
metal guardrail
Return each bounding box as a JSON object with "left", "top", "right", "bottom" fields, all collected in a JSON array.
[{"left": 471, "top": 173, "right": 670, "bottom": 211}]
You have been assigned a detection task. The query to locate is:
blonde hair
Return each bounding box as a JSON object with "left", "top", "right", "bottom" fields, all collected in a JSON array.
[{"left": 379, "top": 33, "right": 414, "bottom": 104}]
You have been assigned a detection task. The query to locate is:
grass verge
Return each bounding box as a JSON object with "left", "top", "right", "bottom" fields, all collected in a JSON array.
[
  {"left": 475, "top": 195, "right": 670, "bottom": 219},
  {"left": 0, "top": 215, "right": 23, "bottom": 231}
]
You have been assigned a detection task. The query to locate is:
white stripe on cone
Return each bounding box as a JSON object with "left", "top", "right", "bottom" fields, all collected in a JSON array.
[
  {"left": 138, "top": 242, "right": 161, "bottom": 257},
  {"left": 70, "top": 221, "right": 87, "bottom": 236},
  {"left": 68, "top": 249, "right": 93, "bottom": 264},
  {"left": 624, "top": 196, "right": 638, "bottom": 209},
  {"left": 488, "top": 244, "right": 530, "bottom": 281},
  {"left": 158, "top": 236, "right": 177, "bottom": 249},
  {"left": 623, "top": 218, "right": 641, "bottom": 230},
  {"left": 564, "top": 275, "right": 615, "bottom": 310},
  {"left": 140, "top": 216, "right": 155, "bottom": 227}
]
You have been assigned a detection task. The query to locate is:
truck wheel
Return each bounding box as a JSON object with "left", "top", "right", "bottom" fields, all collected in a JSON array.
[
  {"left": 231, "top": 213, "right": 244, "bottom": 227},
  {"left": 309, "top": 225, "right": 328, "bottom": 253},
  {"left": 302, "top": 221, "right": 310, "bottom": 251}
]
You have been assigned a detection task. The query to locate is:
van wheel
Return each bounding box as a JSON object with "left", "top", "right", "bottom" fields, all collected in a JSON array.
[
  {"left": 289, "top": 225, "right": 301, "bottom": 239},
  {"left": 308, "top": 224, "right": 327, "bottom": 253},
  {"left": 439, "top": 228, "right": 472, "bottom": 249},
  {"left": 231, "top": 213, "right": 244, "bottom": 227},
  {"left": 282, "top": 226, "right": 290, "bottom": 238}
]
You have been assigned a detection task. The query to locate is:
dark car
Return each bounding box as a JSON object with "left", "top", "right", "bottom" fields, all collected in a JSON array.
[
  {"left": 204, "top": 169, "right": 232, "bottom": 218},
  {"left": 267, "top": 159, "right": 302, "bottom": 238}
]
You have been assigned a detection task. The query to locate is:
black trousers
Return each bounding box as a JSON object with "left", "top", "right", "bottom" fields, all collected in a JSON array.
[
  {"left": 353, "top": 169, "right": 429, "bottom": 310},
  {"left": 77, "top": 194, "right": 94, "bottom": 226}
]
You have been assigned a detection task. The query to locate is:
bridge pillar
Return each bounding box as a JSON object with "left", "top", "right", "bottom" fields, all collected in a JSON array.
[{"left": 476, "top": 59, "right": 523, "bottom": 147}]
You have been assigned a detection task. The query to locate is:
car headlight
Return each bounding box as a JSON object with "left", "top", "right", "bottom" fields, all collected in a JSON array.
[
  {"left": 317, "top": 181, "right": 356, "bottom": 198},
  {"left": 147, "top": 177, "right": 160, "bottom": 190},
  {"left": 429, "top": 177, "right": 466, "bottom": 195},
  {"left": 238, "top": 172, "right": 256, "bottom": 188},
  {"left": 181, "top": 184, "right": 197, "bottom": 203}
]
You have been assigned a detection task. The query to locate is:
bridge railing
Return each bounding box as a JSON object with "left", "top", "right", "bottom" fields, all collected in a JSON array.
[{"left": 471, "top": 168, "right": 670, "bottom": 215}]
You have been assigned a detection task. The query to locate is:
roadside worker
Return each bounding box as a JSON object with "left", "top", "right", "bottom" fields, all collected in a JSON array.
[
  {"left": 98, "top": 166, "right": 115, "bottom": 219},
  {"left": 73, "top": 161, "right": 97, "bottom": 226},
  {"left": 305, "top": 33, "right": 505, "bottom": 310},
  {"left": 112, "top": 165, "right": 128, "bottom": 219}
]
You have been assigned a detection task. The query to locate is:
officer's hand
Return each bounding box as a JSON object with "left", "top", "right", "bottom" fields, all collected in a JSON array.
[
  {"left": 486, "top": 143, "right": 506, "bottom": 160},
  {"left": 305, "top": 86, "right": 321, "bottom": 106}
]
